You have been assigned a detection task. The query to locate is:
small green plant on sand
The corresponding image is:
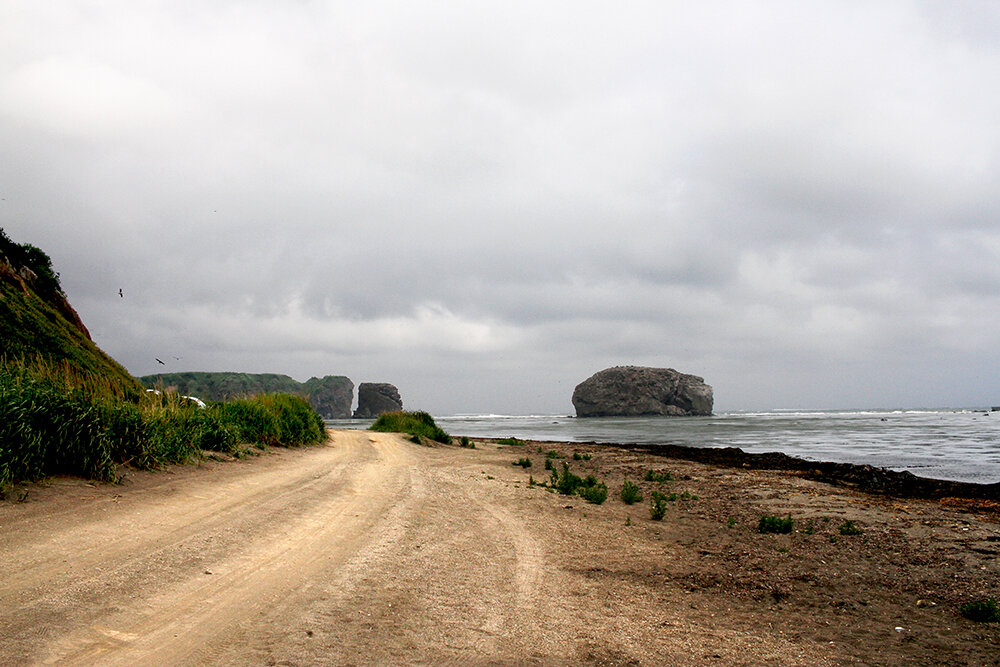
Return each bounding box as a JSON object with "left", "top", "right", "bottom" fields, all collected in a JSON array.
[
  {"left": 513, "top": 457, "right": 532, "bottom": 468},
  {"left": 645, "top": 469, "right": 673, "bottom": 483},
  {"left": 838, "top": 520, "right": 862, "bottom": 535},
  {"left": 649, "top": 491, "right": 668, "bottom": 521},
  {"left": 758, "top": 515, "right": 794, "bottom": 534},
  {"left": 460, "top": 436, "right": 475, "bottom": 448},
  {"left": 497, "top": 437, "right": 526, "bottom": 446},
  {"left": 550, "top": 462, "right": 606, "bottom": 503},
  {"left": 620, "top": 479, "right": 643, "bottom": 505},
  {"left": 727, "top": 517, "right": 737, "bottom": 528},
  {"left": 550, "top": 462, "right": 582, "bottom": 495},
  {"left": 544, "top": 459, "right": 554, "bottom": 471},
  {"left": 572, "top": 452, "right": 592, "bottom": 461},
  {"left": 961, "top": 598, "right": 1000, "bottom": 622},
  {"left": 546, "top": 450, "right": 563, "bottom": 459}
]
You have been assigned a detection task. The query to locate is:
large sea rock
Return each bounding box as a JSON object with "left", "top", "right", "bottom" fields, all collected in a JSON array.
[
  {"left": 353, "top": 382, "right": 403, "bottom": 419},
  {"left": 572, "top": 366, "right": 713, "bottom": 417}
]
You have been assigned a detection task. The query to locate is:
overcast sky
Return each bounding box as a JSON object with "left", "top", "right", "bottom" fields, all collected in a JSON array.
[{"left": 3, "top": 1, "right": 1000, "bottom": 414}]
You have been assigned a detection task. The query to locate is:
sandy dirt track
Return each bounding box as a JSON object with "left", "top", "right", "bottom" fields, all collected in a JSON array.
[
  {"left": 2, "top": 429, "right": 999, "bottom": 665},
  {"left": 1, "top": 431, "right": 560, "bottom": 666}
]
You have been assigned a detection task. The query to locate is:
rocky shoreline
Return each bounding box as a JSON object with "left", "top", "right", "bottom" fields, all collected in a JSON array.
[{"left": 607, "top": 441, "right": 1000, "bottom": 503}]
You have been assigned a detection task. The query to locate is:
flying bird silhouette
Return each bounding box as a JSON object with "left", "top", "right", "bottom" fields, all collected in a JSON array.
[
  {"left": 155, "top": 358, "right": 165, "bottom": 365},
  {"left": 119, "top": 288, "right": 123, "bottom": 298}
]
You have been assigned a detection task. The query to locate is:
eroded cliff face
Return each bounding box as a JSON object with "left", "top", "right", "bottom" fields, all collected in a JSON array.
[
  {"left": 353, "top": 382, "right": 403, "bottom": 419},
  {"left": 572, "top": 366, "right": 713, "bottom": 417}
]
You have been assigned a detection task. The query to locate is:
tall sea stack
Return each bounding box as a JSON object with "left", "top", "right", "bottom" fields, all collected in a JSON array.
[{"left": 353, "top": 382, "right": 403, "bottom": 419}]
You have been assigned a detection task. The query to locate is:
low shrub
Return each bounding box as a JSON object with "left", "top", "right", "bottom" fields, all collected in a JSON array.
[
  {"left": 548, "top": 462, "right": 607, "bottom": 503},
  {"left": 497, "top": 437, "right": 526, "bottom": 446},
  {"left": 572, "top": 452, "right": 591, "bottom": 461},
  {"left": 758, "top": 515, "right": 795, "bottom": 534},
  {"left": 645, "top": 469, "right": 673, "bottom": 483},
  {"left": 838, "top": 520, "right": 862, "bottom": 536},
  {"left": 459, "top": 436, "right": 475, "bottom": 448},
  {"left": 546, "top": 450, "right": 563, "bottom": 459},
  {"left": 550, "top": 462, "right": 583, "bottom": 495},
  {"left": 620, "top": 479, "right": 643, "bottom": 505},
  {"left": 578, "top": 481, "right": 608, "bottom": 505},
  {"left": 649, "top": 491, "right": 667, "bottom": 520},
  {"left": 369, "top": 411, "right": 450, "bottom": 444},
  {"left": 513, "top": 457, "right": 532, "bottom": 468},
  {"left": 961, "top": 598, "right": 1000, "bottom": 622}
]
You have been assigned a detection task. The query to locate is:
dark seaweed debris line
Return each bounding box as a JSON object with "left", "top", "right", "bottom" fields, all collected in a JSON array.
[{"left": 604, "top": 442, "right": 1000, "bottom": 501}]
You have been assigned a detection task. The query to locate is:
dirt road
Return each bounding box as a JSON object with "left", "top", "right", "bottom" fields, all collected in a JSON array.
[
  {"left": 2, "top": 430, "right": 998, "bottom": 665},
  {"left": 1, "top": 431, "right": 555, "bottom": 665}
]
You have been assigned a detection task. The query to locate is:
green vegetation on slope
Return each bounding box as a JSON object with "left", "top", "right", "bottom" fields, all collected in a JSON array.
[
  {"left": 0, "top": 228, "right": 139, "bottom": 391},
  {"left": 369, "top": 411, "right": 451, "bottom": 444}
]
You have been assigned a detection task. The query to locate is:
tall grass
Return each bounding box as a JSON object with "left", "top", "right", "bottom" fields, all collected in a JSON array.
[{"left": 0, "top": 361, "right": 328, "bottom": 488}]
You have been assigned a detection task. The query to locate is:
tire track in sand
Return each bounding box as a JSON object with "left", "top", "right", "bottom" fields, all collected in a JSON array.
[{"left": 0, "top": 432, "right": 410, "bottom": 665}]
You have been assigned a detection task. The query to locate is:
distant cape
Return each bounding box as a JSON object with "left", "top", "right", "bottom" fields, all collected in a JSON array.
[{"left": 139, "top": 372, "right": 354, "bottom": 419}]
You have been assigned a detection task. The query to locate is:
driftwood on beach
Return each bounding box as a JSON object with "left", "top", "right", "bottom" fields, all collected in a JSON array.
[{"left": 606, "top": 442, "right": 1000, "bottom": 502}]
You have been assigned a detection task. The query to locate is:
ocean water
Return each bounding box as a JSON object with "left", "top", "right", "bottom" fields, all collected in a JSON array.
[{"left": 327, "top": 409, "right": 1000, "bottom": 484}]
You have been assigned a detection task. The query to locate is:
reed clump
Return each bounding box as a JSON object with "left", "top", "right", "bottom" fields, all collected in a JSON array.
[{"left": 369, "top": 411, "right": 451, "bottom": 444}]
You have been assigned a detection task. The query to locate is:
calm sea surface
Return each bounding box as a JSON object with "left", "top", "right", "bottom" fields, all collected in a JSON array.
[{"left": 327, "top": 409, "right": 1000, "bottom": 484}]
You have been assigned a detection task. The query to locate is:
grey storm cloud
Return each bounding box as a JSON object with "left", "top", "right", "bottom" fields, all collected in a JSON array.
[{"left": 2, "top": 1, "right": 1000, "bottom": 413}]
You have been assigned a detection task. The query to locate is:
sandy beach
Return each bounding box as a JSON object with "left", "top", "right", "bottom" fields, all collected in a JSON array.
[{"left": 1, "top": 429, "right": 998, "bottom": 665}]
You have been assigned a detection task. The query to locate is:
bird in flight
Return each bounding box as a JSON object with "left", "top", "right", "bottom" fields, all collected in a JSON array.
[
  {"left": 155, "top": 358, "right": 165, "bottom": 365},
  {"left": 119, "top": 288, "right": 123, "bottom": 298}
]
